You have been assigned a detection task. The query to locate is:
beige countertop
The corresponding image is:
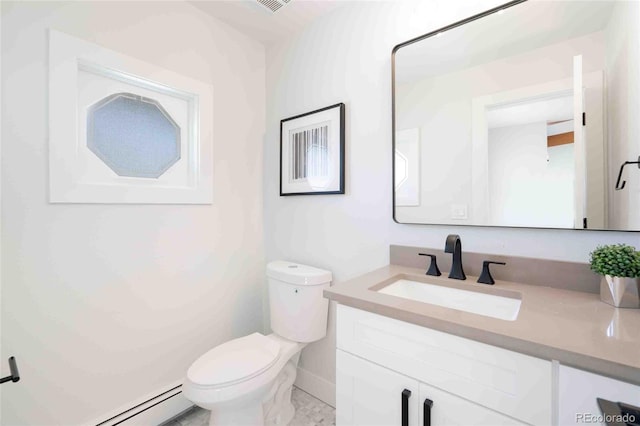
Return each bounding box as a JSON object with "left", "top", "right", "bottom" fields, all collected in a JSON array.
[{"left": 324, "top": 264, "right": 640, "bottom": 385}]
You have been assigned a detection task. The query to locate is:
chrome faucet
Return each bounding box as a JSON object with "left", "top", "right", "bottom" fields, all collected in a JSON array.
[{"left": 444, "top": 234, "right": 466, "bottom": 280}]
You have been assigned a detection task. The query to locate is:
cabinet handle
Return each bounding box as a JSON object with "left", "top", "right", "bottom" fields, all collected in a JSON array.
[
  {"left": 402, "top": 389, "right": 411, "bottom": 426},
  {"left": 423, "top": 398, "right": 433, "bottom": 426}
]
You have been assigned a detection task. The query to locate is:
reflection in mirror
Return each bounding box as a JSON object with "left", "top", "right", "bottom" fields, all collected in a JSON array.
[
  {"left": 393, "top": 0, "right": 639, "bottom": 231},
  {"left": 486, "top": 94, "right": 577, "bottom": 228}
]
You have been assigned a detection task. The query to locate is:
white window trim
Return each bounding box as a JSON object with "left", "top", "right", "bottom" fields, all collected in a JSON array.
[{"left": 49, "top": 29, "right": 213, "bottom": 204}]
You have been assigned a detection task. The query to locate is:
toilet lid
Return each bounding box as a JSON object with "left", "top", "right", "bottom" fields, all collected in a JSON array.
[{"left": 187, "top": 333, "right": 281, "bottom": 387}]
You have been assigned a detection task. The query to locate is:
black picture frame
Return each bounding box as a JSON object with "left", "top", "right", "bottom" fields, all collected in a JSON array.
[{"left": 279, "top": 103, "right": 345, "bottom": 196}]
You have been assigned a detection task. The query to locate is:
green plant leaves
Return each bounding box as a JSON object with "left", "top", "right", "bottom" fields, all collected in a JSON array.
[{"left": 589, "top": 244, "right": 640, "bottom": 278}]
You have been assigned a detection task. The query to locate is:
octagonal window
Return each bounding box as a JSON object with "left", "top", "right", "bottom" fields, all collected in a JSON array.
[
  {"left": 87, "top": 93, "right": 180, "bottom": 178},
  {"left": 395, "top": 150, "right": 409, "bottom": 189}
]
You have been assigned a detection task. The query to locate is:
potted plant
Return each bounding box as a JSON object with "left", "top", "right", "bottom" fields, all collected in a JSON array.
[{"left": 589, "top": 244, "right": 640, "bottom": 308}]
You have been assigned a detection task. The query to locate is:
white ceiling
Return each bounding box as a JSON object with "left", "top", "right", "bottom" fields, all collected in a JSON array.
[
  {"left": 189, "top": 0, "right": 349, "bottom": 46},
  {"left": 487, "top": 95, "right": 573, "bottom": 130}
]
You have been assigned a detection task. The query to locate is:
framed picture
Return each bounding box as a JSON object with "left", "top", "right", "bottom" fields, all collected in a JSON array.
[{"left": 280, "top": 103, "right": 345, "bottom": 195}]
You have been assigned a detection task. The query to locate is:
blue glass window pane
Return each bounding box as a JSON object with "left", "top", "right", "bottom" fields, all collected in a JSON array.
[{"left": 87, "top": 93, "right": 180, "bottom": 178}]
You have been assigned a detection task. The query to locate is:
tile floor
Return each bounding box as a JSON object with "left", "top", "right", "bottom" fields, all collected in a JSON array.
[{"left": 162, "top": 387, "right": 335, "bottom": 426}]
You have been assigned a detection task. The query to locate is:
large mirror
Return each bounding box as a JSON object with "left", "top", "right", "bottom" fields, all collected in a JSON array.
[{"left": 393, "top": 0, "right": 640, "bottom": 231}]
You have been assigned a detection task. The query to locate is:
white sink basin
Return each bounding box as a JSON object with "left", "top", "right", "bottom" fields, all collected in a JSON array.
[{"left": 377, "top": 279, "right": 521, "bottom": 321}]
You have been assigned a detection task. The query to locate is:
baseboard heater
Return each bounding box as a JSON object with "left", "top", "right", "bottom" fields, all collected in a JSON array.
[{"left": 94, "top": 384, "right": 193, "bottom": 426}]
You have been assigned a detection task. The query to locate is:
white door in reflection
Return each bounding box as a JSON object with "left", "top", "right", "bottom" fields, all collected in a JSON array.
[
  {"left": 487, "top": 97, "right": 575, "bottom": 228},
  {"left": 477, "top": 70, "right": 605, "bottom": 229}
]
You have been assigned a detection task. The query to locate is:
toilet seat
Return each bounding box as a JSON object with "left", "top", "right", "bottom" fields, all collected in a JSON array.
[
  {"left": 187, "top": 333, "right": 281, "bottom": 388},
  {"left": 182, "top": 333, "right": 308, "bottom": 422}
]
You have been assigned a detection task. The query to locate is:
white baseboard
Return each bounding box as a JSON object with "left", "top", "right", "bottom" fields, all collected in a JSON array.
[
  {"left": 294, "top": 367, "right": 336, "bottom": 408},
  {"left": 86, "top": 382, "right": 192, "bottom": 426},
  {"left": 86, "top": 370, "right": 332, "bottom": 426},
  {"left": 121, "top": 392, "right": 192, "bottom": 426}
]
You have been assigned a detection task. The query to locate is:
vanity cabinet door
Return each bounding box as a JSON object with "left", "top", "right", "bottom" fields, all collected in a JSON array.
[
  {"left": 337, "top": 349, "right": 419, "bottom": 426},
  {"left": 418, "top": 382, "right": 527, "bottom": 426},
  {"left": 337, "top": 305, "right": 552, "bottom": 425},
  {"left": 558, "top": 365, "right": 640, "bottom": 426}
]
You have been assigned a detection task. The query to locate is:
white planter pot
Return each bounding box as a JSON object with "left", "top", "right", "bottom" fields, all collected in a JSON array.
[{"left": 600, "top": 275, "right": 640, "bottom": 308}]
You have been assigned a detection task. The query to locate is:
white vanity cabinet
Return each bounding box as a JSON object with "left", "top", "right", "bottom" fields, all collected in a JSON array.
[
  {"left": 418, "top": 381, "right": 528, "bottom": 425},
  {"left": 558, "top": 365, "right": 640, "bottom": 426},
  {"left": 337, "top": 350, "right": 528, "bottom": 426},
  {"left": 336, "top": 349, "right": 420, "bottom": 426},
  {"left": 335, "top": 305, "right": 552, "bottom": 426}
]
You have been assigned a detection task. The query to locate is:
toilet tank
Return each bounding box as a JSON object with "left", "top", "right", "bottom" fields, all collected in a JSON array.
[{"left": 267, "top": 261, "right": 332, "bottom": 343}]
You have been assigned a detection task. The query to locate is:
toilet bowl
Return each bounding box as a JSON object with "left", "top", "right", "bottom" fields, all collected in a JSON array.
[
  {"left": 182, "top": 261, "right": 332, "bottom": 426},
  {"left": 183, "top": 333, "right": 306, "bottom": 425}
]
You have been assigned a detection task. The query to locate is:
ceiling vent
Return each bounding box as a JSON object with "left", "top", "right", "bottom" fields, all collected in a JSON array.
[{"left": 256, "top": 0, "right": 290, "bottom": 13}]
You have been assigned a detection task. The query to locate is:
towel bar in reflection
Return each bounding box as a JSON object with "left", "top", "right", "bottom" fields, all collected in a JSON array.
[
  {"left": 615, "top": 156, "right": 640, "bottom": 190},
  {"left": 0, "top": 356, "right": 20, "bottom": 384}
]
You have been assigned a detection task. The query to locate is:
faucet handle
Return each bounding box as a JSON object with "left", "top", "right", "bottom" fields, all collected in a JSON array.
[
  {"left": 418, "top": 253, "right": 442, "bottom": 277},
  {"left": 477, "top": 261, "right": 506, "bottom": 285}
]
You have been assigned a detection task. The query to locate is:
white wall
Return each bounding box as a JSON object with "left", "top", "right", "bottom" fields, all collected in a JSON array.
[
  {"left": 606, "top": 0, "right": 640, "bottom": 230},
  {"left": 1, "top": 2, "right": 265, "bottom": 425},
  {"left": 264, "top": 0, "right": 639, "bottom": 405},
  {"left": 488, "top": 122, "right": 574, "bottom": 228}
]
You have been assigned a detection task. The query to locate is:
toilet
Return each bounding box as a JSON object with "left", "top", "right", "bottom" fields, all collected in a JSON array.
[{"left": 182, "top": 261, "right": 332, "bottom": 426}]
